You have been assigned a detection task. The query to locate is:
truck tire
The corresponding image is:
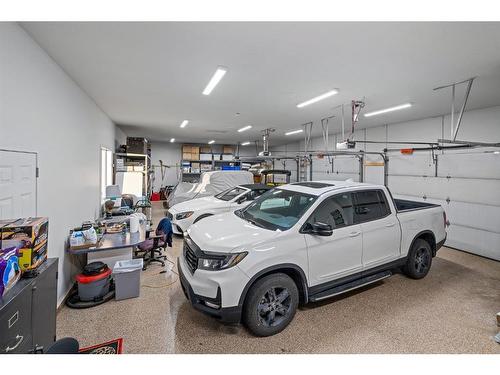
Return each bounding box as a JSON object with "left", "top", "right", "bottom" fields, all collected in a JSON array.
[
  {"left": 403, "top": 238, "right": 433, "bottom": 279},
  {"left": 243, "top": 273, "right": 299, "bottom": 337},
  {"left": 193, "top": 214, "right": 213, "bottom": 224}
]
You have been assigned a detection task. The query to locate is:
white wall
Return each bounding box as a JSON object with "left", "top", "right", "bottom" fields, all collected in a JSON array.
[
  {"left": 114, "top": 125, "right": 128, "bottom": 150},
  {"left": 0, "top": 23, "right": 117, "bottom": 305},
  {"left": 272, "top": 106, "right": 500, "bottom": 261}
]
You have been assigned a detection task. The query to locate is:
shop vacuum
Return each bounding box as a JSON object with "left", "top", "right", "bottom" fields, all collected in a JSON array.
[{"left": 66, "top": 262, "right": 115, "bottom": 309}]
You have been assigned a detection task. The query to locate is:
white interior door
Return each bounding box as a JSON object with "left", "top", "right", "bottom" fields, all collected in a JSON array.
[{"left": 0, "top": 150, "right": 37, "bottom": 220}]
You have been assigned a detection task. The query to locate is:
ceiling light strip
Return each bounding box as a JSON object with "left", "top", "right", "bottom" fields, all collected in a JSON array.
[
  {"left": 203, "top": 67, "right": 227, "bottom": 96},
  {"left": 297, "top": 89, "right": 339, "bottom": 108},
  {"left": 285, "top": 129, "right": 304, "bottom": 136},
  {"left": 364, "top": 103, "right": 412, "bottom": 117},
  {"left": 238, "top": 125, "right": 252, "bottom": 132}
]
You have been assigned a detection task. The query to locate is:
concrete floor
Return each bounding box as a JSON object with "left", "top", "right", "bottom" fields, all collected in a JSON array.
[{"left": 57, "top": 202, "right": 500, "bottom": 353}]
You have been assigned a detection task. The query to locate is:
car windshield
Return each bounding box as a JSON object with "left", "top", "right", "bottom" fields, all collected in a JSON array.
[
  {"left": 237, "top": 188, "right": 317, "bottom": 231},
  {"left": 215, "top": 186, "right": 247, "bottom": 201}
]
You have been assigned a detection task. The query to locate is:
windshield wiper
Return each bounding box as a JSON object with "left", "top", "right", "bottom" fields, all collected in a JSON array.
[{"left": 238, "top": 211, "right": 265, "bottom": 229}]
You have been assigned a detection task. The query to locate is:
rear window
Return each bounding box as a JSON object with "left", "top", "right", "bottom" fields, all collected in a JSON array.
[{"left": 353, "top": 190, "right": 391, "bottom": 223}]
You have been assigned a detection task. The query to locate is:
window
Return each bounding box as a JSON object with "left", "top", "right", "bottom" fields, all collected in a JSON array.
[
  {"left": 306, "top": 193, "right": 354, "bottom": 229},
  {"left": 246, "top": 188, "right": 269, "bottom": 201},
  {"left": 238, "top": 189, "right": 317, "bottom": 231},
  {"left": 353, "top": 190, "right": 391, "bottom": 223},
  {"left": 215, "top": 187, "right": 247, "bottom": 201},
  {"left": 100, "top": 147, "right": 113, "bottom": 202}
]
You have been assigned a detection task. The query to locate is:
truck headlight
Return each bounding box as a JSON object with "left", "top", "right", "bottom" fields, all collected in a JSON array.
[
  {"left": 176, "top": 211, "right": 194, "bottom": 220},
  {"left": 198, "top": 252, "right": 248, "bottom": 271}
]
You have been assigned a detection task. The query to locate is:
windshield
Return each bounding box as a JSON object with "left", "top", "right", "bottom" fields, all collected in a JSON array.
[
  {"left": 238, "top": 188, "right": 317, "bottom": 231},
  {"left": 215, "top": 186, "right": 247, "bottom": 201}
]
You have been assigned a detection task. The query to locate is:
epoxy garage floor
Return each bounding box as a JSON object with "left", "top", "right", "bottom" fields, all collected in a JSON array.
[{"left": 56, "top": 202, "right": 500, "bottom": 354}]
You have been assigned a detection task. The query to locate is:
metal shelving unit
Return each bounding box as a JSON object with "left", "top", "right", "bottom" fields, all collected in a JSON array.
[
  {"left": 114, "top": 152, "right": 152, "bottom": 197},
  {"left": 180, "top": 144, "right": 241, "bottom": 182}
]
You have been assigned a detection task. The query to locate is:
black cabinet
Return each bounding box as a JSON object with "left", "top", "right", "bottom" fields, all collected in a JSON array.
[{"left": 0, "top": 258, "right": 58, "bottom": 354}]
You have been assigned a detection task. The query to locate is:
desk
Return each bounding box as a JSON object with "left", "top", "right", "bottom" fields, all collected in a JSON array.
[{"left": 68, "top": 224, "right": 147, "bottom": 269}]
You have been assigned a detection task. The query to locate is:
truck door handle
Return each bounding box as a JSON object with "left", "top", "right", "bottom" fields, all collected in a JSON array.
[
  {"left": 349, "top": 231, "right": 361, "bottom": 237},
  {"left": 385, "top": 223, "right": 395, "bottom": 227}
]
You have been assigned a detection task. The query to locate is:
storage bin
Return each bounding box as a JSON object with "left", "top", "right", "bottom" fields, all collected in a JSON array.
[{"left": 113, "top": 259, "right": 143, "bottom": 300}]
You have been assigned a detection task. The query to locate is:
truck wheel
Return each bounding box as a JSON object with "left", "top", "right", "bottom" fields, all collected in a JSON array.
[
  {"left": 193, "top": 214, "right": 213, "bottom": 224},
  {"left": 243, "top": 273, "right": 299, "bottom": 337},
  {"left": 403, "top": 238, "right": 433, "bottom": 279}
]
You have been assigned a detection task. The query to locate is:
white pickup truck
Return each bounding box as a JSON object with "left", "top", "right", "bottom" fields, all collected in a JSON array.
[{"left": 178, "top": 181, "right": 447, "bottom": 336}]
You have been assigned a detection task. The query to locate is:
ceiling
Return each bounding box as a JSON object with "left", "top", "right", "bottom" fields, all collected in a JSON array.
[{"left": 21, "top": 22, "right": 500, "bottom": 146}]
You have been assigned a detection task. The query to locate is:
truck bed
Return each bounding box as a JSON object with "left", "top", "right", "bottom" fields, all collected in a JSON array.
[{"left": 394, "top": 198, "right": 439, "bottom": 212}]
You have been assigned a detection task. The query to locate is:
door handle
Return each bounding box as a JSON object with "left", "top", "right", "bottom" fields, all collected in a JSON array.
[
  {"left": 385, "top": 223, "right": 395, "bottom": 227},
  {"left": 349, "top": 231, "right": 361, "bottom": 237},
  {"left": 5, "top": 335, "right": 24, "bottom": 353}
]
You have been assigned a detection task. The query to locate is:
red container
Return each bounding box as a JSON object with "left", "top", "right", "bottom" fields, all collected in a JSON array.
[{"left": 150, "top": 192, "right": 161, "bottom": 201}]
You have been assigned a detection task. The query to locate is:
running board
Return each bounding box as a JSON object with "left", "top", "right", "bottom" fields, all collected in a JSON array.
[{"left": 309, "top": 270, "right": 392, "bottom": 302}]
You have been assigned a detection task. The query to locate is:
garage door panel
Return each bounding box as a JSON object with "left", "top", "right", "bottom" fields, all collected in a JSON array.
[
  {"left": 438, "top": 152, "right": 500, "bottom": 179},
  {"left": 446, "top": 225, "right": 499, "bottom": 261},
  {"left": 389, "top": 154, "right": 435, "bottom": 175},
  {"left": 389, "top": 175, "right": 500, "bottom": 206}
]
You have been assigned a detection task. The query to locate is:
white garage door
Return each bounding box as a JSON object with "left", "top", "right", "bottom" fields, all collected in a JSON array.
[
  {"left": 0, "top": 150, "right": 38, "bottom": 220},
  {"left": 387, "top": 150, "right": 500, "bottom": 261}
]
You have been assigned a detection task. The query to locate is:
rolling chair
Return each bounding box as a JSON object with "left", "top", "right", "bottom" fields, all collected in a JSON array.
[{"left": 136, "top": 217, "right": 173, "bottom": 270}]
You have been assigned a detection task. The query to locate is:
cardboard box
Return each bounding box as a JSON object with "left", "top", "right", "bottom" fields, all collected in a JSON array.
[
  {"left": 183, "top": 152, "right": 192, "bottom": 160},
  {"left": 191, "top": 162, "right": 200, "bottom": 169},
  {"left": 191, "top": 146, "right": 200, "bottom": 154},
  {"left": 200, "top": 146, "right": 212, "bottom": 153},
  {"left": 223, "top": 146, "right": 234, "bottom": 154},
  {"left": 182, "top": 145, "right": 192, "bottom": 153},
  {"left": 0, "top": 217, "right": 49, "bottom": 272}
]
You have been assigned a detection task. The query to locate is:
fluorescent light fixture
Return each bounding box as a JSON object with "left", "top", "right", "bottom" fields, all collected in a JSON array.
[
  {"left": 364, "top": 103, "right": 412, "bottom": 117},
  {"left": 285, "top": 129, "right": 303, "bottom": 136},
  {"left": 238, "top": 125, "right": 252, "bottom": 133},
  {"left": 296, "top": 89, "right": 339, "bottom": 108},
  {"left": 241, "top": 141, "right": 251, "bottom": 146},
  {"left": 202, "top": 67, "right": 227, "bottom": 95},
  {"left": 208, "top": 140, "right": 215, "bottom": 144},
  {"left": 180, "top": 120, "right": 189, "bottom": 128},
  {"left": 170, "top": 138, "right": 175, "bottom": 143}
]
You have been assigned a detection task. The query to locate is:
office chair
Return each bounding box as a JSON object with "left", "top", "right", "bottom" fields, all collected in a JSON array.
[{"left": 136, "top": 218, "right": 173, "bottom": 270}]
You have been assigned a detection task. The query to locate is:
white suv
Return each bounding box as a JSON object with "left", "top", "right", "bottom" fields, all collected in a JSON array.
[
  {"left": 167, "top": 184, "right": 271, "bottom": 234},
  {"left": 178, "top": 181, "right": 447, "bottom": 336}
]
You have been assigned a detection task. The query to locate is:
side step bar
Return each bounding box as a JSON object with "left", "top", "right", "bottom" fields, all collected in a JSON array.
[{"left": 309, "top": 270, "right": 392, "bottom": 302}]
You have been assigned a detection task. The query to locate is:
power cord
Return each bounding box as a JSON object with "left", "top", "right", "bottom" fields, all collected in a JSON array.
[{"left": 141, "top": 255, "right": 179, "bottom": 289}]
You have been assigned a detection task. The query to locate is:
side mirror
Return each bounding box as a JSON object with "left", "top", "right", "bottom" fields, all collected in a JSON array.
[{"left": 304, "top": 222, "right": 333, "bottom": 236}]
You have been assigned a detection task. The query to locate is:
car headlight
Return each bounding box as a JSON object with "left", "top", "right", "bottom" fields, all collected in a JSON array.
[
  {"left": 176, "top": 211, "right": 194, "bottom": 220},
  {"left": 198, "top": 252, "right": 248, "bottom": 271}
]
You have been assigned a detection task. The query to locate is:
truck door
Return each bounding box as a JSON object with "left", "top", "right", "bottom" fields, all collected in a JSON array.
[
  {"left": 353, "top": 190, "right": 401, "bottom": 269},
  {"left": 304, "top": 192, "right": 363, "bottom": 286}
]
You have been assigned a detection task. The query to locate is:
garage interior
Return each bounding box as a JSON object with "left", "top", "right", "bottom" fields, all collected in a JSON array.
[{"left": 1, "top": 21, "right": 500, "bottom": 354}]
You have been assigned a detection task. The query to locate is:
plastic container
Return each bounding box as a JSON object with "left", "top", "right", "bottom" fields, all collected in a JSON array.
[
  {"left": 75, "top": 267, "right": 112, "bottom": 302},
  {"left": 113, "top": 259, "right": 143, "bottom": 300}
]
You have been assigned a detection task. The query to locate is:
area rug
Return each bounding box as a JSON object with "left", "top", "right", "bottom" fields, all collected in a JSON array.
[{"left": 79, "top": 338, "right": 123, "bottom": 354}]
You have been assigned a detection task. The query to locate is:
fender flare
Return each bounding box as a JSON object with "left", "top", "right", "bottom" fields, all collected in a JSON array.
[
  {"left": 409, "top": 230, "right": 436, "bottom": 256},
  {"left": 237, "top": 263, "right": 309, "bottom": 307}
]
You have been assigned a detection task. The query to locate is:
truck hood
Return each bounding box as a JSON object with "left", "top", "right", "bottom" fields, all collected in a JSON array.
[
  {"left": 187, "top": 211, "right": 279, "bottom": 253},
  {"left": 170, "top": 195, "right": 230, "bottom": 213}
]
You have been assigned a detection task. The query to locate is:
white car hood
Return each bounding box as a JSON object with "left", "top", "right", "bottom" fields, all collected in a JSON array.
[
  {"left": 170, "top": 195, "right": 231, "bottom": 214},
  {"left": 187, "top": 211, "right": 279, "bottom": 253}
]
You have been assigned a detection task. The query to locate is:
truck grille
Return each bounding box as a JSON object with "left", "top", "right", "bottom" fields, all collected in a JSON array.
[{"left": 183, "top": 239, "right": 198, "bottom": 274}]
